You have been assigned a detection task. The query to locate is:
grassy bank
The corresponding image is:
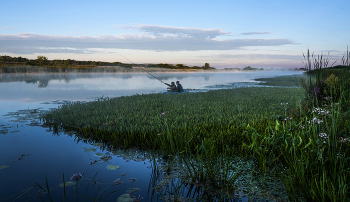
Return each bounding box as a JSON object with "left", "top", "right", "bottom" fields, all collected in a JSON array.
[
  {"left": 41, "top": 68, "right": 350, "bottom": 201},
  {"left": 255, "top": 73, "right": 309, "bottom": 87}
]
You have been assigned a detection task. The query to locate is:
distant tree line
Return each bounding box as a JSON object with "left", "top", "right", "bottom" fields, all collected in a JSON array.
[
  {"left": 224, "top": 66, "right": 264, "bottom": 71},
  {"left": 0, "top": 55, "right": 134, "bottom": 68},
  {"left": 0, "top": 55, "right": 215, "bottom": 70},
  {"left": 147, "top": 62, "right": 215, "bottom": 70}
]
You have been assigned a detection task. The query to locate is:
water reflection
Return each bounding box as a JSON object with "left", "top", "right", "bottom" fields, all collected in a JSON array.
[{"left": 0, "top": 71, "right": 303, "bottom": 103}]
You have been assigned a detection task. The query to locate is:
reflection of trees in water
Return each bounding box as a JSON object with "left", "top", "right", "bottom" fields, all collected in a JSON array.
[
  {"left": 0, "top": 71, "right": 216, "bottom": 88},
  {"left": 148, "top": 73, "right": 213, "bottom": 82},
  {"left": 0, "top": 73, "right": 136, "bottom": 88},
  {"left": 38, "top": 79, "right": 49, "bottom": 88},
  {"left": 2, "top": 74, "right": 73, "bottom": 88}
]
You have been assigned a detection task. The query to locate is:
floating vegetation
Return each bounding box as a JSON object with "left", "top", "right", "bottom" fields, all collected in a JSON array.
[
  {"left": 129, "top": 178, "right": 136, "bottom": 183},
  {"left": 113, "top": 178, "right": 123, "bottom": 185},
  {"left": 205, "top": 82, "right": 259, "bottom": 89},
  {"left": 126, "top": 187, "right": 140, "bottom": 194},
  {"left": 18, "top": 154, "right": 32, "bottom": 160},
  {"left": 0, "top": 165, "right": 9, "bottom": 169},
  {"left": 28, "top": 121, "right": 41, "bottom": 126},
  {"left": 100, "top": 155, "right": 112, "bottom": 162},
  {"left": 2, "top": 108, "right": 47, "bottom": 125},
  {"left": 94, "top": 152, "right": 104, "bottom": 157},
  {"left": 92, "top": 142, "right": 103, "bottom": 147},
  {"left": 117, "top": 194, "right": 134, "bottom": 202},
  {"left": 0, "top": 129, "right": 8, "bottom": 134},
  {"left": 10, "top": 130, "right": 20, "bottom": 133},
  {"left": 59, "top": 181, "right": 76, "bottom": 187},
  {"left": 81, "top": 147, "right": 96, "bottom": 153},
  {"left": 107, "top": 165, "right": 120, "bottom": 170}
]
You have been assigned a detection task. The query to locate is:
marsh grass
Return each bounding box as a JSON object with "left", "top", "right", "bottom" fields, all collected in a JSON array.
[
  {"left": 41, "top": 87, "right": 303, "bottom": 154},
  {"left": 255, "top": 73, "right": 308, "bottom": 87}
]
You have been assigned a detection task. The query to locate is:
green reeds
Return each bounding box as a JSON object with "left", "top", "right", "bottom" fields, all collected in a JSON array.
[
  {"left": 41, "top": 87, "right": 304, "bottom": 155},
  {"left": 341, "top": 45, "right": 349, "bottom": 66},
  {"left": 181, "top": 151, "right": 242, "bottom": 194}
]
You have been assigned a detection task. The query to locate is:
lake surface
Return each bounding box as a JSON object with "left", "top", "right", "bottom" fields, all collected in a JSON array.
[{"left": 0, "top": 70, "right": 303, "bottom": 201}]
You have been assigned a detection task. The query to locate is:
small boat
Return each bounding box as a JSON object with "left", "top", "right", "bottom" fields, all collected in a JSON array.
[{"left": 162, "top": 89, "right": 188, "bottom": 94}]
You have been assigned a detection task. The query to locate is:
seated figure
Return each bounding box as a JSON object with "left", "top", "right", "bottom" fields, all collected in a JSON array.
[{"left": 165, "top": 82, "right": 177, "bottom": 92}]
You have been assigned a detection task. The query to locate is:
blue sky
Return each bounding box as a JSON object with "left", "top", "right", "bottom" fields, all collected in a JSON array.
[{"left": 1, "top": 0, "right": 349, "bottom": 69}]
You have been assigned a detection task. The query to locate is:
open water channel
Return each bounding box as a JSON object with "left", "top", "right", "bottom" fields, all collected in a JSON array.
[{"left": 0, "top": 70, "right": 303, "bottom": 201}]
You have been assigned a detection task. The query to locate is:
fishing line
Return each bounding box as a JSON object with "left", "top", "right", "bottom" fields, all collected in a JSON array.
[{"left": 116, "top": 52, "right": 166, "bottom": 84}]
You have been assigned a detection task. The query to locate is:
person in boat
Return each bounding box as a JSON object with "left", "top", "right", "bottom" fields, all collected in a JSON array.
[
  {"left": 165, "top": 82, "right": 177, "bottom": 92},
  {"left": 176, "top": 81, "right": 183, "bottom": 92}
]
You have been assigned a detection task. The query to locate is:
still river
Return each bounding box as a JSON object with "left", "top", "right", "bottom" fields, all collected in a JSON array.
[{"left": 0, "top": 70, "right": 302, "bottom": 201}]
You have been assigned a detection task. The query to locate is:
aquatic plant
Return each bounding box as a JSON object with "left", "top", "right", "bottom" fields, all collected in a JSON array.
[
  {"left": 41, "top": 87, "right": 303, "bottom": 155},
  {"left": 32, "top": 172, "right": 118, "bottom": 202}
]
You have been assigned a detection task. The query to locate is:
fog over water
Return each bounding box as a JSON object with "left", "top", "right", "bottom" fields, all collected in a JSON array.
[{"left": 0, "top": 71, "right": 303, "bottom": 102}]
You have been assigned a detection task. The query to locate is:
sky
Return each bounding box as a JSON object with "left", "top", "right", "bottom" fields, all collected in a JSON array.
[{"left": 0, "top": 0, "right": 349, "bottom": 69}]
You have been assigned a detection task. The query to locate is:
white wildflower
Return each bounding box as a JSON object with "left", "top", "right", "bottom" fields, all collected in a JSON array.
[{"left": 318, "top": 133, "right": 328, "bottom": 139}]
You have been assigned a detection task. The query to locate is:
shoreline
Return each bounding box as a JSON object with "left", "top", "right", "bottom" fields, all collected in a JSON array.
[{"left": 0, "top": 65, "right": 305, "bottom": 74}]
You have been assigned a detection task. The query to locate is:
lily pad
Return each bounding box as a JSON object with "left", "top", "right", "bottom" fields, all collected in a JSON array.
[
  {"left": 117, "top": 194, "right": 134, "bottom": 202},
  {"left": 92, "top": 143, "right": 103, "bottom": 147},
  {"left": 94, "top": 152, "right": 104, "bottom": 157},
  {"left": 126, "top": 187, "right": 140, "bottom": 194},
  {"left": 107, "top": 165, "right": 120, "bottom": 170},
  {"left": 0, "top": 130, "right": 8, "bottom": 134},
  {"left": 113, "top": 178, "right": 123, "bottom": 185},
  {"left": 59, "top": 181, "right": 76, "bottom": 187},
  {"left": 81, "top": 147, "right": 96, "bottom": 152},
  {"left": 0, "top": 165, "right": 9, "bottom": 169},
  {"left": 100, "top": 155, "right": 112, "bottom": 162}
]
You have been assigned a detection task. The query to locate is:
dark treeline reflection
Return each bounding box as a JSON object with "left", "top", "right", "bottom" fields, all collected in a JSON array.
[{"left": 0, "top": 70, "right": 213, "bottom": 88}]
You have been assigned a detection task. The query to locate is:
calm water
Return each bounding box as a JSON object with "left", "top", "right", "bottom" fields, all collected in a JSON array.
[{"left": 0, "top": 71, "right": 302, "bottom": 201}]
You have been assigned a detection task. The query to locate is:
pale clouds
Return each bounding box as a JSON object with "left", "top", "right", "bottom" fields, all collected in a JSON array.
[
  {"left": 211, "top": 53, "right": 339, "bottom": 61},
  {"left": 117, "top": 24, "right": 229, "bottom": 39},
  {"left": 213, "top": 53, "right": 301, "bottom": 60},
  {"left": 241, "top": 32, "right": 271, "bottom": 35},
  {"left": 2, "top": 27, "right": 18, "bottom": 29},
  {"left": 0, "top": 25, "right": 294, "bottom": 54}
]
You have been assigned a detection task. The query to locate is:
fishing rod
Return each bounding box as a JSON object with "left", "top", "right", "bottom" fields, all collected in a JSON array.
[{"left": 116, "top": 52, "right": 167, "bottom": 84}]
